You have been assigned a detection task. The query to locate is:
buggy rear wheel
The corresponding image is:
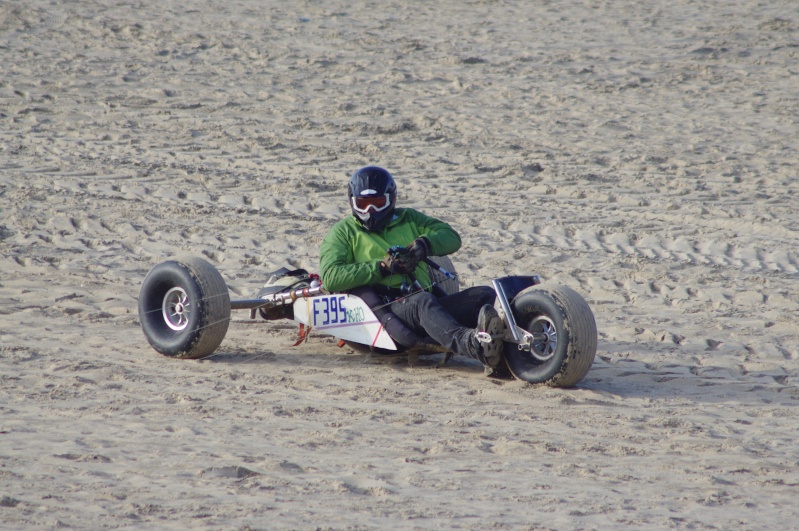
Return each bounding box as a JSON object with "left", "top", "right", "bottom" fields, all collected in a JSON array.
[
  {"left": 426, "top": 255, "right": 459, "bottom": 296},
  {"left": 504, "top": 284, "right": 596, "bottom": 387},
  {"left": 138, "top": 257, "right": 230, "bottom": 359}
]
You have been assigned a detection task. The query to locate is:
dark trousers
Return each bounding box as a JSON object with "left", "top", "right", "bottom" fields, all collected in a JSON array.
[{"left": 388, "top": 286, "right": 496, "bottom": 357}]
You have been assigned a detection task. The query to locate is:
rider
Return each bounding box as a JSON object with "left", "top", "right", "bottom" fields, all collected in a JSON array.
[{"left": 319, "top": 165, "right": 505, "bottom": 372}]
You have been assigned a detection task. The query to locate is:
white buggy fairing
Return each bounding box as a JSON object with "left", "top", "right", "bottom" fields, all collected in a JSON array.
[{"left": 292, "top": 294, "right": 398, "bottom": 350}]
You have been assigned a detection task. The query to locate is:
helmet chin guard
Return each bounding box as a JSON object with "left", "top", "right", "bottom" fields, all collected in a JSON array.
[{"left": 348, "top": 166, "right": 397, "bottom": 231}]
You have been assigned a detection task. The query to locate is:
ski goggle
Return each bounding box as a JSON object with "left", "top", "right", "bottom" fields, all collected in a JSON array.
[{"left": 351, "top": 193, "right": 390, "bottom": 214}]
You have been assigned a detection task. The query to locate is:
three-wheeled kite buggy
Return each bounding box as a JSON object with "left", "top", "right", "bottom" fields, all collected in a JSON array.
[{"left": 138, "top": 255, "right": 597, "bottom": 387}]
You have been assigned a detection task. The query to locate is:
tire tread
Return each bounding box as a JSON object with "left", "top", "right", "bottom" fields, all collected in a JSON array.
[
  {"left": 178, "top": 257, "right": 230, "bottom": 359},
  {"left": 546, "top": 284, "right": 597, "bottom": 387}
]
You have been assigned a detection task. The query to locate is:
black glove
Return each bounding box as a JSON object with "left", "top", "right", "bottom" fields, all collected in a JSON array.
[
  {"left": 380, "top": 247, "right": 417, "bottom": 276},
  {"left": 406, "top": 237, "right": 430, "bottom": 263}
]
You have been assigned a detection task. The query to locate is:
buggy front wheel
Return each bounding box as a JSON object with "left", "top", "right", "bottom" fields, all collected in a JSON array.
[{"left": 503, "top": 284, "right": 597, "bottom": 387}]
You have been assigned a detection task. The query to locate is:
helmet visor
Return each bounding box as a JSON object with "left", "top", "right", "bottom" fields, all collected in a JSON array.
[{"left": 352, "top": 194, "right": 390, "bottom": 214}]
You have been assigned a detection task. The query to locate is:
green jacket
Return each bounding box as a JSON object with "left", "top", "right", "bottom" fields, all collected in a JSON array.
[{"left": 319, "top": 208, "right": 462, "bottom": 293}]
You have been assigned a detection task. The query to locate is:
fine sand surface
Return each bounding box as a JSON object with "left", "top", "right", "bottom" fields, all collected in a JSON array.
[{"left": 2, "top": 0, "right": 799, "bottom": 528}]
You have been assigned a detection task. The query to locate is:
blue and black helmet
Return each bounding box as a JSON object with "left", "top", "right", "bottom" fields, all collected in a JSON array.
[{"left": 347, "top": 166, "right": 397, "bottom": 232}]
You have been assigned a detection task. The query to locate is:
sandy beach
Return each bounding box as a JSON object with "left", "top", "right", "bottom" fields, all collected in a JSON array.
[{"left": 2, "top": 0, "right": 799, "bottom": 528}]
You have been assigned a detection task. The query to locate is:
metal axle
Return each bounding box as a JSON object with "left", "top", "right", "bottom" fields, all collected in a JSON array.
[{"left": 230, "top": 285, "right": 325, "bottom": 311}]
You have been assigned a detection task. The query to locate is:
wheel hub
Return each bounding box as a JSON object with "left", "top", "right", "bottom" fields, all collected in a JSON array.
[
  {"left": 529, "top": 315, "right": 557, "bottom": 361},
  {"left": 163, "top": 287, "right": 190, "bottom": 331}
]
